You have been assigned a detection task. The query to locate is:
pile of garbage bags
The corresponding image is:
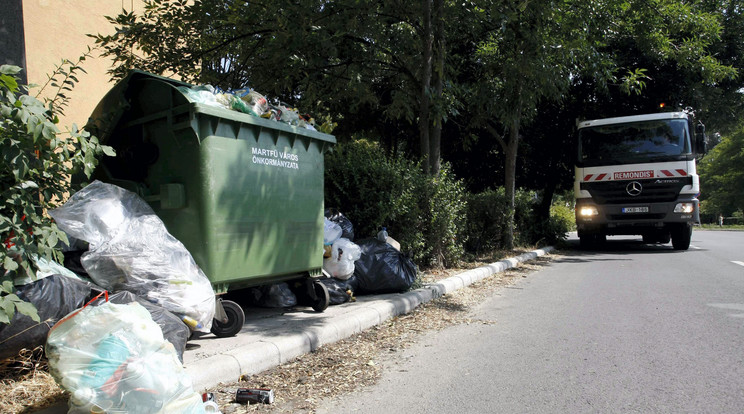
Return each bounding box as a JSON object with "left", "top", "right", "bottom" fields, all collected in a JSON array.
[
  {"left": 46, "top": 299, "right": 204, "bottom": 413},
  {"left": 251, "top": 210, "right": 419, "bottom": 309},
  {"left": 49, "top": 181, "right": 216, "bottom": 332},
  {"left": 321, "top": 211, "right": 418, "bottom": 300},
  {"left": 0, "top": 275, "right": 91, "bottom": 360},
  {"left": 1, "top": 181, "right": 215, "bottom": 365}
]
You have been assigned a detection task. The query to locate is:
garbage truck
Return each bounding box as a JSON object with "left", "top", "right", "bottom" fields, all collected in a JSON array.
[{"left": 574, "top": 111, "right": 707, "bottom": 250}]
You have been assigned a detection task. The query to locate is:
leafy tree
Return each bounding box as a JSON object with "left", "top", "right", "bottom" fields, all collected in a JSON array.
[
  {"left": 467, "top": 1, "right": 591, "bottom": 249},
  {"left": 92, "top": 0, "right": 464, "bottom": 175},
  {"left": 0, "top": 62, "right": 114, "bottom": 325},
  {"left": 91, "top": 0, "right": 744, "bottom": 251},
  {"left": 468, "top": 0, "right": 737, "bottom": 249},
  {"left": 699, "top": 126, "right": 744, "bottom": 216}
]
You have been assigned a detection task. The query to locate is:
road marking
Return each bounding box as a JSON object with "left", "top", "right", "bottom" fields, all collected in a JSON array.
[
  {"left": 732, "top": 261, "right": 744, "bottom": 267},
  {"left": 690, "top": 245, "right": 701, "bottom": 250}
]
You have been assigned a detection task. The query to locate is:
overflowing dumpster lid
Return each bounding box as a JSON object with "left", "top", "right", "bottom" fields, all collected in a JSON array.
[{"left": 86, "top": 70, "right": 335, "bottom": 145}]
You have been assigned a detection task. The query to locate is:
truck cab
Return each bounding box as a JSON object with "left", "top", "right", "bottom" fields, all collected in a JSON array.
[{"left": 574, "top": 112, "right": 707, "bottom": 250}]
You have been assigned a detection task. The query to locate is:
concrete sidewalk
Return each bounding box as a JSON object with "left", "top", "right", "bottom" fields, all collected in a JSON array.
[{"left": 35, "top": 246, "right": 553, "bottom": 413}]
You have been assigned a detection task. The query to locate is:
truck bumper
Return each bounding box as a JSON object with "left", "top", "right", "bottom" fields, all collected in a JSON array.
[{"left": 575, "top": 195, "right": 699, "bottom": 236}]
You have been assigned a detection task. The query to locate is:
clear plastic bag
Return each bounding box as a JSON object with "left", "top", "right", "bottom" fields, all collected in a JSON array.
[
  {"left": 323, "top": 218, "right": 343, "bottom": 246},
  {"left": 49, "top": 181, "right": 215, "bottom": 332},
  {"left": 276, "top": 105, "right": 300, "bottom": 125},
  {"left": 107, "top": 291, "right": 190, "bottom": 362},
  {"left": 245, "top": 91, "right": 269, "bottom": 116},
  {"left": 324, "top": 208, "right": 354, "bottom": 241},
  {"left": 177, "top": 85, "right": 223, "bottom": 109},
  {"left": 46, "top": 300, "right": 204, "bottom": 414},
  {"left": 322, "top": 238, "right": 361, "bottom": 280}
]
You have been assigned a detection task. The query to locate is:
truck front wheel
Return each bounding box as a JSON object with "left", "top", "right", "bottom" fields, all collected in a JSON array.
[{"left": 671, "top": 224, "right": 692, "bottom": 250}]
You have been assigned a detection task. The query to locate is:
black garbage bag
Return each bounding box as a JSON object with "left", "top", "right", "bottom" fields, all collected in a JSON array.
[
  {"left": 325, "top": 208, "right": 355, "bottom": 241},
  {"left": 0, "top": 275, "right": 91, "bottom": 360},
  {"left": 105, "top": 291, "right": 190, "bottom": 361},
  {"left": 247, "top": 283, "right": 298, "bottom": 308},
  {"left": 317, "top": 277, "right": 353, "bottom": 305},
  {"left": 352, "top": 238, "right": 418, "bottom": 294},
  {"left": 62, "top": 249, "right": 89, "bottom": 278}
]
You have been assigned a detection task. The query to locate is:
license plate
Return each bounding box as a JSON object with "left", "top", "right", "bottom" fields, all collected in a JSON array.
[{"left": 622, "top": 206, "right": 649, "bottom": 213}]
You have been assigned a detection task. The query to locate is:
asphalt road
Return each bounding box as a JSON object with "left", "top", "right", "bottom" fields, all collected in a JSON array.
[{"left": 316, "top": 230, "right": 744, "bottom": 413}]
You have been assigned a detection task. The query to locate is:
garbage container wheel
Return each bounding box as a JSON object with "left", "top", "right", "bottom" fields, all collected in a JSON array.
[
  {"left": 210, "top": 299, "right": 245, "bottom": 338},
  {"left": 311, "top": 282, "right": 330, "bottom": 312}
]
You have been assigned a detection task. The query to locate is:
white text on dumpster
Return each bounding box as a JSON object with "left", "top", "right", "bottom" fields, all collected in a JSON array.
[{"left": 251, "top": 147, "right": 299, "bottom": 170}]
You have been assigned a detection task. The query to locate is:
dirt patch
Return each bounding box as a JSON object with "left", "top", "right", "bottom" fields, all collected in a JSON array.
[{"left": 0, "top": 347, "right": 68, "bottom": 413}]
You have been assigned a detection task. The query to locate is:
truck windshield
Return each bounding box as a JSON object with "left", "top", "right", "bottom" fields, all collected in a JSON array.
[{"left": 578, "top": 119, "right": 691, "bottom": 166}]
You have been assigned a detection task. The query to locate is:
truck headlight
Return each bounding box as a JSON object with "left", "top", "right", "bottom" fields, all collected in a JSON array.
[
  {"left": 578, "top": 206, "right": 599, "bottom": 217},
  {"left": 674, "top": 202, "right": 694, "bottom": 213}
]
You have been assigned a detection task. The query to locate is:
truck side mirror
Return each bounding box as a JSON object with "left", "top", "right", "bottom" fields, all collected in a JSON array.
[
  {"left": 695, "top": 123, "right": 707, "bottom": 155},
  {"left": 696, "top": 133, "right": 707, "bottom": 155}
]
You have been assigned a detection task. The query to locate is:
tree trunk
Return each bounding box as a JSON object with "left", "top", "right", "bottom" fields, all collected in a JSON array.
[
  {"left": 504, "top": 119, "right": 520, "bottom": 250},
  {"left": 419, "top": 0, "right": 433, "bottom": 170},
  {"left": 429, "top": 0, "right": 444, "bottom": 176}
]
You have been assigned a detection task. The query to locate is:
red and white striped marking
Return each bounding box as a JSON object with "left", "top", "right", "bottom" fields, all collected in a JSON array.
[
  {"left": 659, "top": 169, "right": 688, "bottom": 177},
  {"left": 583, "top": 173, "right": 610, "bottom": 182},
  {"left": 583, "top": 169, "right": 687, "bottom": 182}
]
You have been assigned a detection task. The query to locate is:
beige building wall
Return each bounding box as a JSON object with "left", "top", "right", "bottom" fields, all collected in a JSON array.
[{"left": 23, "top": 0, "right": 144, "bottom": 129}]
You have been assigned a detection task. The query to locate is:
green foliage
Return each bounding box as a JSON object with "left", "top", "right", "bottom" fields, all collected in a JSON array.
[
  {"left": 465, "top": 187, "right": 571, "bottom": 254},
  {"left": 619, "top": 68, "right": 650, "bottom": 96},
  {"left": 550, "top": 198, "right": 576, "bottom": 232},
  {"left": 464, "top": 188, "right": 511, "bottom": 254},
  {"left": 530, "top": 199, "right": 574, "bottom": 245},
  {"left": 90, "top": 0, "right": 441, "bottom": 139},
  {"left": 324, "top": 140, "right": 467, "bottom": 268},
  {"left": 325, "top": 139, "right": 427, "bottom": 261},
  {"left": 464, "top": 188, "right": 535, "bottom": 253},
  {"left": 421, "top": 165, "right": 468, "bottom": 267},
  {"left": 699, "top": 125, "right": 744, "bottom": 216},
  {"left": 0, "top": 63, "right": 114, "bottom": 325}
]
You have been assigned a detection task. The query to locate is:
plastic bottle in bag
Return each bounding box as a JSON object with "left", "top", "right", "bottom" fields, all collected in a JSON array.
[
  {"left": 375, "top": 227, "right": 401, "bottom": 251},
  {"left": 377, "top": 227, "right": 388, "bottom": 243}
]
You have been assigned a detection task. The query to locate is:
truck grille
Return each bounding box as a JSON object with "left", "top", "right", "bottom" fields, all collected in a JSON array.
[
  {"left": 608, "top": 213, "right": 666, "bottom": 220},
  {"left": 581, "top": 177, "right": 691, "bottom": 205}
]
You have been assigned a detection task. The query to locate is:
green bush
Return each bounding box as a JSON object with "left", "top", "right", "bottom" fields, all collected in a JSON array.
[
  {"left": 325, "top": 140, "right": 426, "bottom": 259},
  {"left": 421, "top": 164, "right": 467, "bottom": 267},
  {"left": 464, "top": 188, "right": 509, "bottom": 254},
  {"left": 324, "top": 140, "right": 467, "bottom": 268},
  {"left": 465, "top": 188, "right": 534, "bottom": 253},
  {"left": 465, "top": 188, "right": 571, "bottom": 254},
  {"left": 1, "top": 63, "right": 113, "bottom": 324},
  {"left": 523, "top": 192, "right": 574, "bottom": 246}
]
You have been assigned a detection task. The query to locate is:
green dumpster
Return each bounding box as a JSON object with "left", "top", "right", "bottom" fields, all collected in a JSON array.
[{"left": 86, "top": 71, "right": 336, "bottom": 336}]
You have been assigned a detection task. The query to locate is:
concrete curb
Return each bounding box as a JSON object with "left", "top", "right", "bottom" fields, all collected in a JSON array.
[{"left": 185, "top": 246, "right": 554, "bottom": 391}]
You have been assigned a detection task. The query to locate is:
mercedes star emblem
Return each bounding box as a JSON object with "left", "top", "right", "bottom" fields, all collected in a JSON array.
[{"left": 626, "top": 181, "right": 643, "bottom": 196}]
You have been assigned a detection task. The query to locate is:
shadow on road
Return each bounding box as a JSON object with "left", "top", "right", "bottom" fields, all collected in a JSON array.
[{"left": 555, "top": 236, "right": 705, "bottom": 264}]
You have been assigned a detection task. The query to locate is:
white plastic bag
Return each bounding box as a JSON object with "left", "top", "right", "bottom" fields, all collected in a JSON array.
[
  {"left": 322, "top": 238, "right": 361, "bottom": 280},
  {"left": 45, "top": 300, "right": 204, "bottom": 414},
  {"left": 49, "top": 181, "right": 215, "bottom": 332},
  {"left": 323, "top": 218, "right": 343, "bottom": 246}
]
